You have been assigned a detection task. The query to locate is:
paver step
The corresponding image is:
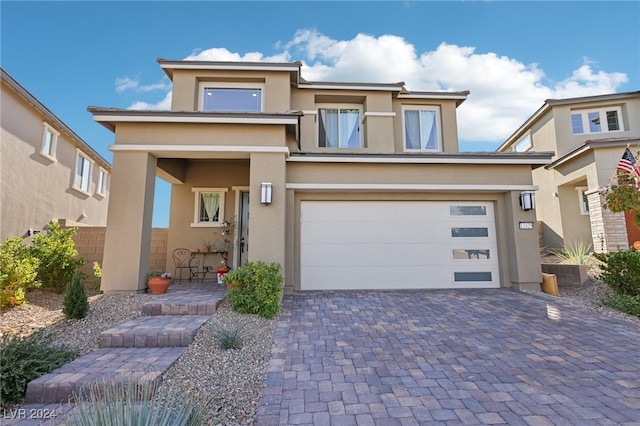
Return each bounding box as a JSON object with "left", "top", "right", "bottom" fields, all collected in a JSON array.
[
  {"left": 99, "top": 315, "right": 210, "bottom": 348},
  {"left": 24, "top": 347, "right": 186, "bottom": 404},
  {"left": 141, "top": 284, "right": 225, "bottom": 316}
]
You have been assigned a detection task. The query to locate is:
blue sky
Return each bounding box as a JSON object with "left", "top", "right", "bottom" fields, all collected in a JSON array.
[{"left": 2, "top": 1, "right": 638, "bottom": 227}]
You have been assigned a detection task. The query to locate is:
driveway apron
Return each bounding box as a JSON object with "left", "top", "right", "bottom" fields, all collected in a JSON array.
[{"left": 254, "top": 289, "right": 640, "bottom": 426}]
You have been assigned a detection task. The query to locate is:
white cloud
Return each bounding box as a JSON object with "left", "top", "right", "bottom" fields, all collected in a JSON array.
[
  {"left": 128, "top": 91, "right": 172, "bottom": 110},
  {"left": 126, "top": 29, "right": 628, "bottom": 146},
  {"left": 115, "top": 75, "right": 170, "bottom": 93}
]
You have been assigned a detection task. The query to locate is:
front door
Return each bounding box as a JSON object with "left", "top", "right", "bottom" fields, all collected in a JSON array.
[{"left": 238, "top": 191, "right": 250, "bottom": 266}]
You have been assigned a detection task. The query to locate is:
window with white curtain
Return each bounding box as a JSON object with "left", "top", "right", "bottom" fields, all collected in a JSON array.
[
  {"left": 318, "top": 106, "right": 361, "bottom": 148},
  {"left": 192, "top": 188, "right": 227, "bottom": 227},
  {"left": 403, "top": 106, "right": 442, "bottom": 151}
]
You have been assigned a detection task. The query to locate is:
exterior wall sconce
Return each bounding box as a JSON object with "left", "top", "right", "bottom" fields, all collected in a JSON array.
[
  {"left": 261, "top": 182, "right": 273, "bottom": 205},
  {"left": 519, "top": 191, "right": 535, "bottom": 211}
]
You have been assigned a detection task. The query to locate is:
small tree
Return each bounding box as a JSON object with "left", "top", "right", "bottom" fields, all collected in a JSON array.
[
  {"left": 62, "top": 273, "right": 89, "bottom": 319},
  {"left": 29, "top": 221, "right": 86, "bottom": 292}
]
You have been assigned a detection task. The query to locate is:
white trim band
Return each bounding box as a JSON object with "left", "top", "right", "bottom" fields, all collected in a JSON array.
[
  {"left": 286, "top": 156, "right": 548, "bottom": 165},
  {"left": 92, "top": 114, "right": 298, "bottom": 125},
  {"left": 110, "top": 144, "right": 290, "bottom": 154},
  {"left": 286, "top": 183, "right": 539, "bottom": 191}
]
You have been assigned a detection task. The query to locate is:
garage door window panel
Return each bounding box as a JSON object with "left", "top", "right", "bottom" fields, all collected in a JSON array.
[
  {"left": 450, "top": 205, "right": 487, "bottom": 216},
  {"left": 452, "top": 249, "right": 491, "bottom": 260},
  {"left": 454, "top": 272, "right": 493, "bottom": 282},
  {"left": 451, "top": 227, "right": 489, "bottom": 238}
]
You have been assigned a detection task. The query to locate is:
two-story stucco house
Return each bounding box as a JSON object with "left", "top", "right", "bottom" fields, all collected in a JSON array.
[
  {"left": 1, "top": 68, "right": 111, "bottom": 242},
  {"left": 498, "top": 91, "right": 640, "bottom": 253},
  {"left": 89, "top": 59, "right": 552, "bottom": 294}
]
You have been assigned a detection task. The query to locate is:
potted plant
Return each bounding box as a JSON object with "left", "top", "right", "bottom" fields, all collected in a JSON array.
[
  {"left": 201, "top": 241, "right": 212, "bottom": 252},
  {"left": 147, "top": 270, "right": 172, "bottom": 294}
]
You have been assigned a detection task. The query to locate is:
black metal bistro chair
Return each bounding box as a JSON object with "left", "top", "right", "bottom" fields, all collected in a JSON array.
[{"left": 172, "top": 248, "right": 199, "bottom": 283}]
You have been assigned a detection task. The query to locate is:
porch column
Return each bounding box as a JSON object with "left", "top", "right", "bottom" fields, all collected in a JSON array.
[
  {"left": 248, "top": 152, "right": 286, "bottom": 268},
  {"left": 101, "top": 152, "right": 157, "bottom": 293},
  {"left": 504, "top": 190, "right": 542, "bottom": 291}
]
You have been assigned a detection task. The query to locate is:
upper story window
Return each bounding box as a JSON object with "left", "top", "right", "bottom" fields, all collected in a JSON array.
[
  {"left": 96, "top": 167, "right": 108, "bottom": 197},
  {"left": 199, "top": 82, "right": 263, "bottom": 112},
  {"left": 40, "top": 122, "right": 59, "bottom": 162},
  {"left": 570, "top": 106, "right": 623, "bottom": 135},
  {"left": 191, "top": 187, "right": 228, "bottom": 227},
  {"left": 514, "top": 135, "right": 532, "bottom": 152},
  {"left": 73, "top": 150, "right": 93, "bottom": 194},
  {"left": 403, "top": 106, "right": 442, "bottom": 151},
  {"left": 318, "top": 106, "right": 362, "bottom": 148}
]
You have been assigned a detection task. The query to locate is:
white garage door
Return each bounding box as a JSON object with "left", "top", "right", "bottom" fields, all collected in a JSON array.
[{"left": 300, "top": 201, "right": 500, "bottom": 290}]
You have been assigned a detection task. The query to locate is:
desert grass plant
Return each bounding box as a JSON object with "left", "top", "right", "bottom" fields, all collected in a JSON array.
[
  {"left": 62, "top": 273, "right": 89, "bottom": 319},
  {"left": 211, "top": 317, "right": 248, "bottom": 350},
  {"left": 552, "top": 240, "right": 596, "bottom": 267},
  {"left": 0, "top": 330, "right": 77, "bottom": 407},
  {"left": 65, "top": 378, "right": 208, "bottom": 426}
]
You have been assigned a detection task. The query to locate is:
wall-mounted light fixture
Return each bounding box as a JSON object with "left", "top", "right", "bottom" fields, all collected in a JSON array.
[
  {"left": 519, "top": 191, "right": 536, "bottom": 211},
  {"left": 261, "top": 182, "right": 273, "bottom": 205}
]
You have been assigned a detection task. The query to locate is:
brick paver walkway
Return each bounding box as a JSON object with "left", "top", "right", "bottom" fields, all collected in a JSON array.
[{"left": 254, "top": 289, "right": 640, "bottom": 425}]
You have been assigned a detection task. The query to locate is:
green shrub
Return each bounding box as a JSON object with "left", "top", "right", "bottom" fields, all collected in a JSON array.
[
  {"left": 594, "top": 250, "right": 640, "bottom": 297},
  {"left": 211, "top": 318, "right": 247, "bottom": 350},
  {"left": 66, "top": 379, "right": 208, "bottom": 426},
  {"left": 29, "top": 221, "right": 86, "bottom": 293},
  {"left": 0, "top": 237, "right": 40, "bottom": 309},
  {"left": 0, "top": 331, "right": 77, "bottom": 407},
  {"left": 62, "top": 273, "right": 89, "bottom": 319},
  {"left": 600, "top": 292, "right": 640, "bottom": 317},
  {"left": 223, "top": 261, "right": 283, "bottom": 319}
]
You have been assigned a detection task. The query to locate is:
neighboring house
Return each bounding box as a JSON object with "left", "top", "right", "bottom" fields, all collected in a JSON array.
[
  {"left": 89, "top": 59, "right": 552, "bottom": 294},
  {"left": 0, "top": 68, "right": 111, "bottom": 242},
  {"left": 498, "top": 91, "right": 640, "bottom": 254}
]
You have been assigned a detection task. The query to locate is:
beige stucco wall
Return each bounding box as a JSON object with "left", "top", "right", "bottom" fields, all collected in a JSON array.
[
  {"left": 1, "top": 79, "right": 110, "bottom": 242},
  {"left": 170, "top": 69, "right": 292, "bottom": 113}
]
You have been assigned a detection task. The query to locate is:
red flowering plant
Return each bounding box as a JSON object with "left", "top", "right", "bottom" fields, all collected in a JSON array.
[{"left": 215, "top": 217, "right": 236, "bottom": 270}]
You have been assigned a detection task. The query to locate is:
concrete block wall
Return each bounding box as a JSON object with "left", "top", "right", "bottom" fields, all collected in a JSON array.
[
  {"left": 59, "top": 220, "right": 168, "bottom": 281},
  {"left": 541, "top": 263, "right": 589, "bottom": 287}
]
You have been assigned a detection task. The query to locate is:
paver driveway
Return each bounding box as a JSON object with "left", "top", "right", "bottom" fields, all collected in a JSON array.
[{"left": 254, "top": 289, "right": 640, "bottom": 425}]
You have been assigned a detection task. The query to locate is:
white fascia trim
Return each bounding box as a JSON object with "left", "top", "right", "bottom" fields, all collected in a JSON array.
[
  {"left": 298, "top": 83, "right": 402, "bottom": 91},
  {"left": 286, "top": 183, "right": 539, "bottom": 191},
  {"left": 286, "top": 156, "right": 548, "bottom": 165},
  {"left": 364, "top": 112, "right": 396, "bottom": 117},
  {"left": 110, "top": 145, "right": 290, "bottom": 154},
  {"left": 92, "top": 114, "right": 298, "bottom": 125},
  {"left": 396, "top": 93, "right": 468, "bottom": 101},
  {"left": 160, "top": 63, "right": 300, "bottom": 73}
]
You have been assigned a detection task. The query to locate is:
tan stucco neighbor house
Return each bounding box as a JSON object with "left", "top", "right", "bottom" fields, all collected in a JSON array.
[
  {"left": 1, "top": 68, "right": 111, "bottom": 242},
  {"left": 498, "top": 91, "right": 640, "bottom": 254},
  {"left": 89, "top": 59, "right": 552, "bottom": 294}
]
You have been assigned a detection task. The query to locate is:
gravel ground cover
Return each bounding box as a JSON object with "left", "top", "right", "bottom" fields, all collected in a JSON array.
[{"left": 0, "top": 270, "right": 637, "bottom": 425}]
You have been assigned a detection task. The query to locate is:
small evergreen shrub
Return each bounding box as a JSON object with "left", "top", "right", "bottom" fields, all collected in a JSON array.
[
  {"left": 0, "top": 237, "right": 40, "bottom": 309},
  {"left": 594, "top": 250, "right": 640, "bottom": 297},
  {"left": 29, "top": 221, "right": 86, "bottom": 293},
  {"left": 67, "top": 379, "right": 208, "bottom": 425},
  {"left": 0, "top": 331, "right": 76, "bottom": 407},
  {"left": 211, "top": 318, "right": 247, "bottom": 350},
  {"left": 62, "top": 273, "right": 89, "bottom": 319},
  {"left": 223, "top": 261, "right": 283, "bottom": 319},
  {"left": 600, "top": 292, "right": 640, "bottom": 318}
]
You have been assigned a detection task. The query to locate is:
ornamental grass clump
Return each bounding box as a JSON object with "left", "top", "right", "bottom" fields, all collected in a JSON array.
[
  {"left": 211, "top": 317, "right": 248, "bottom": 350},
  {"left": 223, "top": 261, "right": 283, "bottom": 319},
  {"left": 66, "top": 379, "right": 208, "bottom": 426}
]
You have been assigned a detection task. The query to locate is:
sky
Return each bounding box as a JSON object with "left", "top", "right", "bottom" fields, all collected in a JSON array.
[{"left": 2, "top": 1, "right": 639, "bottom": 227}]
